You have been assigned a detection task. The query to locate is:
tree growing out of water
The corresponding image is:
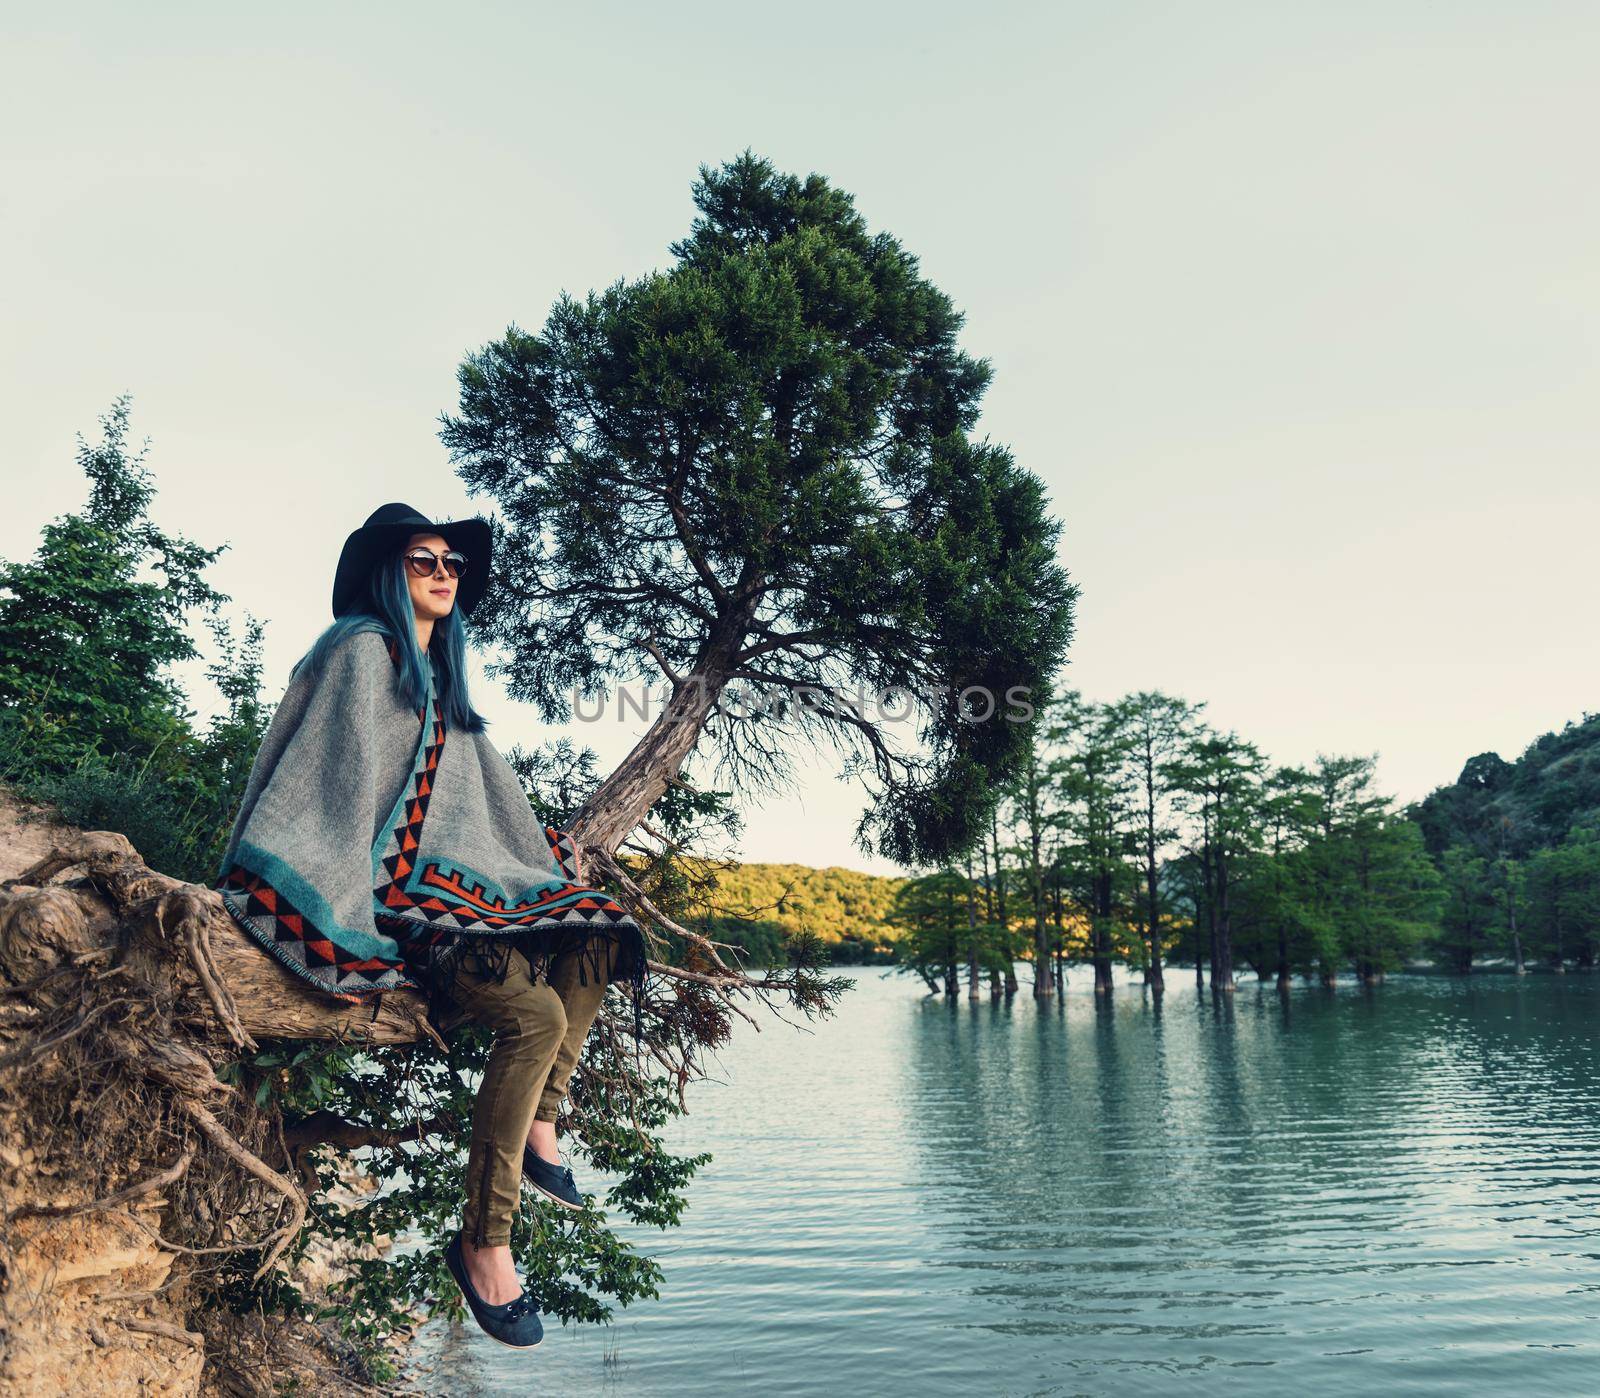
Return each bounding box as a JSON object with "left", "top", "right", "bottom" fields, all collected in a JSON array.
[
  {"left": 1335, "top": 811, "right": 1441, "bottom": 982},
  {"left": 1521, "top": 823, "right": 1600, "bottom": 970},
  {"left": 1106, "top": 691, "right": 1201, "bottom": 995},
  {"left": 1047, "top": 691, "right": 1138, "bottom": 996},
  {"left": 1300, "top": 754, "right": 1403, "bottom": 983},
  {"left": 1002, "top": 719, "right": 1063, "bottom": 999},
  {"left": 1165, "top": 731, "right": 1268, "bottom": 991},
  {"left": 890, "top": 868, "right": 1007, "bottom": 995},
  {"left": 1436, "top": 847, "right": 1496, "bottom": 971},
  {"left": 1493, "top": 814, "right": 1527, "bottom": 975},
  {"left": 986, "top": 806, "right": 1021, "bottom": 994}
]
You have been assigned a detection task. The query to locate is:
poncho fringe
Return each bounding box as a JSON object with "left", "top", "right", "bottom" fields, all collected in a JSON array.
[{"left": 214, "top": 629, "right": 650, "bottom": 1046}]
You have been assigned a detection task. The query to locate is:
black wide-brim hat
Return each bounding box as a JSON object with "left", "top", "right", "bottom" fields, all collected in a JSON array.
[{"left": 331, "top": 502, "right": 494, "bottom": 619}]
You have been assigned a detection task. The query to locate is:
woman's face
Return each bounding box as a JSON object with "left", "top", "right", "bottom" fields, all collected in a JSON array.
[{"left": 404, "top": 531, "right": 459, "bottom": 624}]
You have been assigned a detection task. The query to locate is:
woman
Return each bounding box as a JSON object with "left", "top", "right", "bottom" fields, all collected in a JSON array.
[{"left": 214, "top": 501, "right": 649, "bottom": 1350}]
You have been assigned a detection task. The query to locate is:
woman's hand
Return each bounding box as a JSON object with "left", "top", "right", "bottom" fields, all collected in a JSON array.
[{"left": 569, "top": 843, "right": 584, "bottom": 882}]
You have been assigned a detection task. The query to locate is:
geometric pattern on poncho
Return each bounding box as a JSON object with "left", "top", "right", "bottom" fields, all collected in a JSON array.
[
  {"left": 219, "top": 862, "right": 417, "bottom": 997},
  {"left": 218, "top": 640, "right": 647, "bottom": 1006},
  {"left": 370, "top": 685, "right": 641, "bottom": 968}
]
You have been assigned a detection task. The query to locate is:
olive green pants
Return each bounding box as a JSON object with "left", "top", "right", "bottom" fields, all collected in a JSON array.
[{"left": 454, "top": 936, "right": 620, "bottom": 1247}]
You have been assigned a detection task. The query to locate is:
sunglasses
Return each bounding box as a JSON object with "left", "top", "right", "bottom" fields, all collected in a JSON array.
[{"left": 404, "top": 548, "right": 470, "bottom": 580}]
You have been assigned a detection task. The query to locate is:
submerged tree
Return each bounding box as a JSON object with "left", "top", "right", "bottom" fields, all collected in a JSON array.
[
  {"left": 1004, "top": 725, "right": 1061, "bottom": 999},
  {"left": 1436, "top": 847, "right": 1495, "bottom": 972},
  {"left": 1249, "top": 764, "right": 1319, "bottom": 988},
  {"left": 1106, "top": 691, "right": 1198, "bottom": 995},
  {"left": 441, "top": 150, "right": 1076, "bottom": 879},
  {"left": 1166, "top": 731, "right": 1267, "bottom": 992},
  {"left": 891, "top": 868, "right": 980, "bottom": 994},
  {"left": 1047, "top": 691, "right": 1137, "bottom": 996},
  {"left": 1493, "top": 815, "right": 1527, "bottom": 974},
  {"left": 1523, "top": 821, "right": 1600, "bottom": 970}
]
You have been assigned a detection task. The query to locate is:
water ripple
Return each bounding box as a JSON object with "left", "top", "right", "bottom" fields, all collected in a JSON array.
[{"left": 410, "top": 970, "right": 1600, "bottom": 1397}]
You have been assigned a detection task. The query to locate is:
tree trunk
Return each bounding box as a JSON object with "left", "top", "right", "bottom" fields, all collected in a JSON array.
[
  {"left": 1143, "top": 771, "right": 1164, "bottom": 996},
  {"left": 1051, "top": 870, "right": 1066, "bottom": 995},
  {"left": 1032, "top": 912, "right": 1051, "bottom": 999},
  {"left": 964, "top": 854, "right": 981, "bottom": 1001},
  {"left": 0, "top": 825, "right": 408, "bottom": 1389},
  {"left": 1092, "top": 869, "right": 1114, "bottom": 996},
  {"left": 992, "top": 814, "right": 1017, "bottom": 996},
  {"left": 1025, "top": 766, "right": 1052, "bottom": 1001},
  {"left": 574, "top": 608, "right": 759, "bottom": 854},
  {"left": 2, "top": 831, "right": 437, "bottom": 1047},
  {"left": 1213, "top": 846, "right": 1234, "bottom": 993}
]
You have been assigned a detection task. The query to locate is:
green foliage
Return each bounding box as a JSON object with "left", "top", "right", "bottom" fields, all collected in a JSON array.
[
  {"left": 0, "top": 396, "right": 225, "bottom": 778},
  {"left": 1337, "top": 816, "right": 1442, "bottom": 975},
  {"left": 0, "top": 398, "right": 269, "bottom": 884},
  {"left": 971, "top": 696, "right": 1588, "bottom": 986},
  {"left": 1411, "top": 713, "right": 1600, "bottom": 858},
  {"left": 226, "top": 1020, "right": 709, "bottom": 1350},
  {"left": 887, "top": 868, "right": 1007, "bottom": 990},
  {"left": 1044, "top": 691, "right": 1143, "bottom": 976},
  {"left": 1523, "top": 822, "right": 1600, "bottom": 968},
  {"left": 687, "top": 859, "right": 909, "bottom": 965},
  {"left": 441, "top": 149, "right": 1077, "bottom": 869},
  {"left": 2, "top": 396, "right": 721, "bottom": 1370},
  {"left": 1406, "top": 713, "right": 1600, "bottom": 970},
  {"left": 1435, "top": 847, "right": 1495, "bottom": 971}
]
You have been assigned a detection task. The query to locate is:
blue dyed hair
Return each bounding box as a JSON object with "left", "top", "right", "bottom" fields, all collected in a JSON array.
[{"left": 292, "top": 546, "right": 489, "bottom": 734}]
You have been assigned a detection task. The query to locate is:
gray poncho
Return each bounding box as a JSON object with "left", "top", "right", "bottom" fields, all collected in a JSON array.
[{"left": 214, "top": 628, "right": 648, "bottom": 1028}]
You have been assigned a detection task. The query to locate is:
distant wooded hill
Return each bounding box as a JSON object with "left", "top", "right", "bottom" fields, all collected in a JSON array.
[
  {"left": 672, "top": 859, "right": 910, "bottom": 966},
  {"left": 1409, "top": 712, "right": 1600, "bottom": 858}
]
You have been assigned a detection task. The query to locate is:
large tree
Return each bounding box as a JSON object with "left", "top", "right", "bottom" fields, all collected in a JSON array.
[
  {"left": 890, "top": 868, "right": 975, "bottom": 995},
  {"left": 1167, "top": 730, "right": 1267, "bottom": 992},
  {"left": 1436, "top": 846, "right": 1495, "bottom": 972},
  {"left": 1253, "top": 763, "right": 1320, "bottom": 987},
  {"left": 1048, "top": 691, "right": 1136, "bottom": 996},
  {"left": 1302, "top": 754, "right": 1391, "bottom": 983},
  {"left": 1524, "top": 821, "right": 1600, "bottom": 970},
  {"left": 440, "top": 151, "right": 1076, "bottom": 871},
  {"left": 1108, "top": 691, "right": 1200, "bottom": 995},
  {"left": 0, "top": 396, "right": 226, "bottom": 781}
]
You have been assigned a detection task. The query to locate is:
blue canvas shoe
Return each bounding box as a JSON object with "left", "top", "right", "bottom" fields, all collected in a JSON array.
[
  {"left": 523, "top": 1143, "right": 585, "bottom": 1211},
  {"left": 444, "top": 1231, "right": 544, "bottom": 1349}
]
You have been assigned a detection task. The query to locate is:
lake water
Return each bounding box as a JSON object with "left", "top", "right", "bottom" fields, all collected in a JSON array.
[{"left": 408, "top": 967, "right": 1600, "bottom": 1396}]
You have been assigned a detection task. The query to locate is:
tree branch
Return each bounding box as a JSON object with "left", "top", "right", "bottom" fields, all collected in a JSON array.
[{"left": 281, "top": 1109, "right": 459, "bottom": 1152}]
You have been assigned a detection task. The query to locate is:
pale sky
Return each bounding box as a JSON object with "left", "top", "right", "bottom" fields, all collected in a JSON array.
[{"left": 3, "top": 2, "right": 1596, "bottom": 877}]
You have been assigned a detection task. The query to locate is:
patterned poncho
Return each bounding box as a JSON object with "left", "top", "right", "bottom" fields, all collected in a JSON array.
[{"left": 214, "top": 628, "right": 648, "bottom": 1032}]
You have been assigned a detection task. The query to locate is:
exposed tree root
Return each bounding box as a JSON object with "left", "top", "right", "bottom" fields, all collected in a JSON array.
[
  {"left": 1, "top": 799, "right": 845, "bottom": 1394},
  {"left": 6, "top": 1146, "right": 197, "bottom": 1223}
]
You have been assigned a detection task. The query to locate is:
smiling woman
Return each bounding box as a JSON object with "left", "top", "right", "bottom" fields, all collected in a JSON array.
[{"left": 212, "top": 500, "right": 652, "bottom": 1350}]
